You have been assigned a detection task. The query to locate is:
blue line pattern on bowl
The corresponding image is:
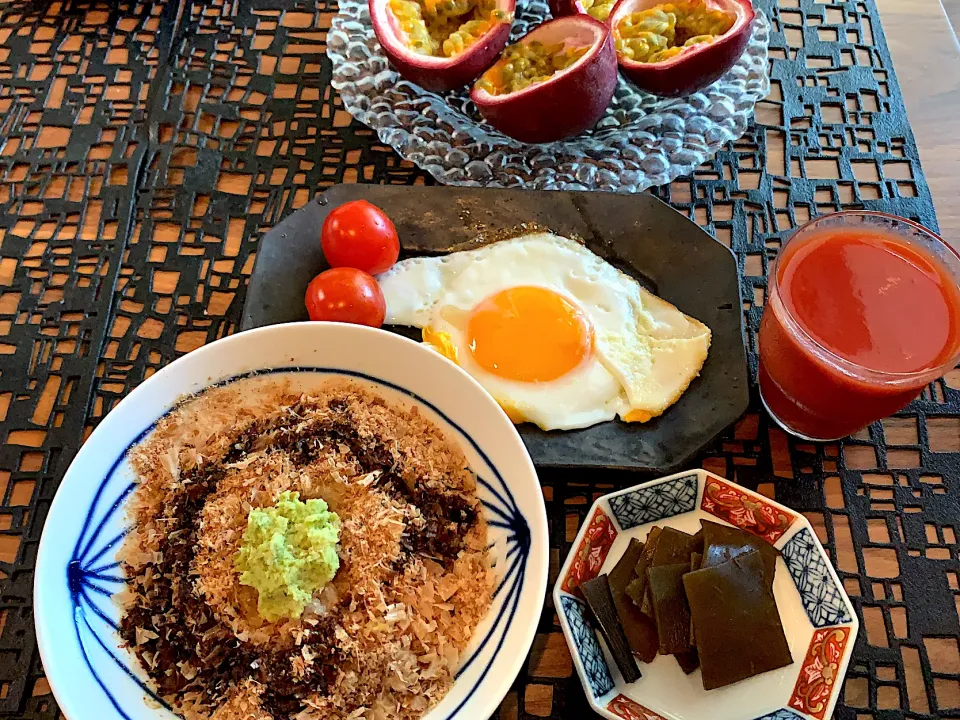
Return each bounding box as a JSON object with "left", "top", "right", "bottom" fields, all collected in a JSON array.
[
  {"left": 752, "top": 710, "right": 805, "bottom": 720},
  {"left": 65, "top": 366, "right": 532, "bottom": 720},
  {"left": 559, "top": 595, "right": 614, "bottom": 698},
  {"left": 781, "top": 527, "right": 852, "bottom": 627},
  {"left": 607, "top": 473, "right": 699, "bottom": 530},
  {"left": 67, "top": 463, "right": 173, "bottom": 720}
]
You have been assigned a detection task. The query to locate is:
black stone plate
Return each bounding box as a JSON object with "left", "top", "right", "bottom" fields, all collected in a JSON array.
[{"left": 242, "top": 185, "right": 748, "bottom": 471}]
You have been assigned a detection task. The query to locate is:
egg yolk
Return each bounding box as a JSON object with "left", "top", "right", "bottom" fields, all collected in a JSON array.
[
  {"left": 423, "top": 326, "right": 459, "bottom": 364},
  {"left": 467, "top": 286, "right": 594, "bottom": 382}
]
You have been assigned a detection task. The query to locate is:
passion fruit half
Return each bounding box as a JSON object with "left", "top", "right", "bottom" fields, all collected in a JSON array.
[
  {"left": 609, "top": 0, "right": 754, "bottom": 97},
  {"left": 548, "top": 0, "right": 618, "bottom": 23},
  {"left": 470, "top": 16, "right": 617, "bottom": 143},
  {"left": 370, "top": 0, "right": 516, "bottom": 91}
]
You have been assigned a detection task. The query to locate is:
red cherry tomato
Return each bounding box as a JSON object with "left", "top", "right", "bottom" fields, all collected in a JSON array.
[
  {"left": 304, "top": 268, "right": 386, "bottom": 327},
  {"left": 321, "top": 200, "right": 400, "bottom": 275}
]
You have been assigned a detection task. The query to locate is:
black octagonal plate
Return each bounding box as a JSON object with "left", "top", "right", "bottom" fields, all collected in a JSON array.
[{"left": 242, "top": 185, "right": 748, "bottom": 471}]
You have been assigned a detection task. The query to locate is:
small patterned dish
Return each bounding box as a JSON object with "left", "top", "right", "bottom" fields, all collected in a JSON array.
[
  {"left": 328, "top": 0, "right": 771, "bottom": 191},
  {"left": 553, "top": 469, "right": 858, "bottom": 720}
]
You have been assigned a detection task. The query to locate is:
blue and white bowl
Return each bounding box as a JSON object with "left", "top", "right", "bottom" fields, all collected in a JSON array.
[{"left": 34, "top": 322, "right": 549, "bottom": 720}]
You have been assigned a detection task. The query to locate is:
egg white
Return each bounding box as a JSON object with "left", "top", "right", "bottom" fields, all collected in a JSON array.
[{"left": 377, "top": 233, "right": 711, "bottom": 430}]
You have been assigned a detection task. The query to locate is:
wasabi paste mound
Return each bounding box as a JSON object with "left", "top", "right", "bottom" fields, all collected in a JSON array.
[{"left": 235, "top": 490, "right": 341, "bottom": 622}]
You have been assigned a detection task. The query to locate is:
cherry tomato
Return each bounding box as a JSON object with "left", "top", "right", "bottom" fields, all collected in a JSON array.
[
  {"left": 304, "top": 268, "right": 386, "bottom": 327},
  {"left": 321, "top": 200, "right": 400, "bottom": 275}
]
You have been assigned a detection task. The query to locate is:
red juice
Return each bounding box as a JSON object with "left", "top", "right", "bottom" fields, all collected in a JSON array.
[{"left": 757, "top": 212, "right": 960, "bottom": 440}]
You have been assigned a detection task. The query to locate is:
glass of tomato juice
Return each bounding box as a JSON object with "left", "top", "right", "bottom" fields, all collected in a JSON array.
[{"left": 758, "top": 211, "right": 960, "bottom": 441}]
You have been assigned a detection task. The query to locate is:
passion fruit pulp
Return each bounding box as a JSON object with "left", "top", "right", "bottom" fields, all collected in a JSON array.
[
  {"left": 370, "top": 0, "right": 515, "bottom": 91},
  {"left": 470, "top": 15, "right": 618, "bottom": 143},
  {"left": 548, "top": 0, "right": 618, "bottom": 23},
  {"left": 475, "top": 41, "right": 589, "bottom": 95},
  {"left": 609, "top": 0, "right": 754, "bottom": 97},
  {"left": 616, "top": 3, "right": 733, "bottom": 61}
]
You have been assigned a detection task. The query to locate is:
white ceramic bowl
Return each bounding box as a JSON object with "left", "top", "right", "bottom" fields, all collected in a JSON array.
[
  {"left": 34, "top": 322, "right": 549, "bottom": 720},
  {"left": 554, "top": 469, "right": 858, "bottom": 720}
]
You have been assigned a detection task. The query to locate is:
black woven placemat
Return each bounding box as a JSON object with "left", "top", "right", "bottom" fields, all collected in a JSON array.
[{"left": 0, "top": 0, "right": 957, "bottom": 718}]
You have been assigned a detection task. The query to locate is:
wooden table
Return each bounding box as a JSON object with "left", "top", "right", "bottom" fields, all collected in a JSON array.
[{"left": 878, "top": 0, "right": 960, "bottom": 239}]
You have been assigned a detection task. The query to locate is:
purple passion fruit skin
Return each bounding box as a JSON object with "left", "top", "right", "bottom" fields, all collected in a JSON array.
[
  {"left": 610, "top": 0, "right": 754, "bottom": 96},
  {"left": 371, "top": 0, "right": 515, "bottom": 91},
  {"left": 470, "top": 16, "right": 618, "bottom": 143},
  {"left": 548, "top": 0, "right": 618, "bottom": 22}
]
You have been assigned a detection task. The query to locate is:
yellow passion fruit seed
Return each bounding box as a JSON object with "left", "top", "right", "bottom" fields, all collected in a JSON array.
[
  {"left": 579, "top": 0, "right": 618, "bottom": 22},
  {"left": 615, "top": 1, "right": 735, "bottom": 63},
  {"left": 475, "top": 41, "right": 589, "bottom": 95},
  {"left": 389, "top": 0, "right": 511, "bottom": 57}
]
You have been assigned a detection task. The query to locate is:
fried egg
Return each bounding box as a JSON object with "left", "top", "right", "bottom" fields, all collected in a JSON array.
[{"left": 377, "top": 233, "right": 711, "bottom": 431}]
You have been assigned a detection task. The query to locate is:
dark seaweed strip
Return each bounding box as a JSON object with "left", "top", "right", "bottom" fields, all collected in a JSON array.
[
  {"left": 699, "top": 519, "right": 778, "bottom": 589},
  {"left": 607, "top": 539, "right": 658, "bottom": 663},
  {"left": 581, "top": 574, "right": 642, "bottom": 684},
  {"left": 647, "top": 563, "right": 693, "bottom": 656},
  {"left": 683, "top": 550, "right": 792, "bottom": 690},
  {"left": 626, "top": 526, "right": 662, "bottom": 608}
]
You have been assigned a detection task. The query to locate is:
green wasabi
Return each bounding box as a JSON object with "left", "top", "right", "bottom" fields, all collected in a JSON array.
[{"left": 235, "top": 491, "right": 341, "bottom": 622}]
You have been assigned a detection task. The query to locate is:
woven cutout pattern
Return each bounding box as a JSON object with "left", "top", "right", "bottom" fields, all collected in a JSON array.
[{"left": 0, "top": 0, "right": 955, "bottom": 718}]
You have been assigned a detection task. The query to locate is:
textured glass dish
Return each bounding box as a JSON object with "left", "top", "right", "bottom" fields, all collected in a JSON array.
[{"left": 328, "top": 0, "right": 770, "bottom": 191}]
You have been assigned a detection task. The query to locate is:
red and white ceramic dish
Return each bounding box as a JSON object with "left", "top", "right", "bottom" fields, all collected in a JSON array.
[{"left": 553, "top": 469, "right": 858, "bottom": 720}]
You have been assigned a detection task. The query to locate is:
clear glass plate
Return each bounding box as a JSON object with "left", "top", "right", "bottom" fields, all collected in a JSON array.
[{"left": 328, "top": 1, "right": 770, "bottom": 191}]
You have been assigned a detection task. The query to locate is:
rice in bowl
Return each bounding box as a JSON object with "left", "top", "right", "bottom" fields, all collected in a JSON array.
[{"left": 116, "top": 377, "right": 493, "bottom": 720}]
